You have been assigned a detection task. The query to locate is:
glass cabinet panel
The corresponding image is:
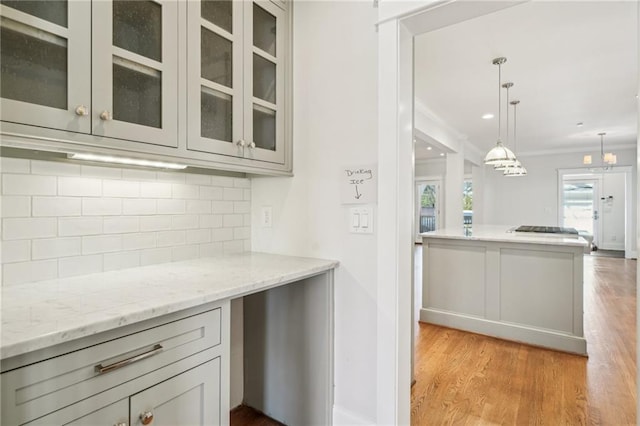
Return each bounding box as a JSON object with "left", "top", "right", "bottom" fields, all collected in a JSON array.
[
  {"left": 113, "top": 59, "right": 161, "bottom": 128},
  {"left": 201, "top": 88, "right": 232, "bottom": 142},
  {"left": 201, "top": 0, "right": 231, "bottom": 33},
  {"left": 253, "top": 3, "right": 275, "bottom": 56},
  {"left": 253, "top": 104, "right": 275, "bottom": 151},
  {"left": 253, "top": 53, "right": 275, "bottom": 103},
  {"left": 0, "top": 17, "right": 67, "bottom": 109},
  {"left": 1, "top": 0, "right": 67, "bottom": 27},
  {"left": 113, "top": 0, "right": 161, "bottom": 62},
  {"left": 201, "top": 28, "right": 232, "bottom": 87}
]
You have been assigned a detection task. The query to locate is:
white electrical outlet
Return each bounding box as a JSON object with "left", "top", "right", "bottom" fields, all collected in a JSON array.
[{"left": 261, "top": 206, "right": 272, "bottom": 228}]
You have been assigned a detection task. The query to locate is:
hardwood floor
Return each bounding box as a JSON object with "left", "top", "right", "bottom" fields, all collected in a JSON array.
[
  {"left": 411, "top": 252, "right": 637, "bottom": 425},
  {"left": 230, "top": 405, "right": 285, "bottom": 426}
]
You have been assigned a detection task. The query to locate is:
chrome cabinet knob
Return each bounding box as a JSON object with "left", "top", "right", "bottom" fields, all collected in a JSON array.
[
  {"left": 114, "top": 423, "right": 127, "bottom": 426},
  {"left": 236, "top": 139, "right": 246, "bottom": 147},
  {"left": 100, "top": 110, "right": 113, "bottom": 121},
  {"left": 249, "top": 141, "right": 256, "bottom": 149},
  {"left": 75, "top": 105, "right": 89, "bottom": 116},
  {"left": 140, "top": 411, "right": 154, "bottom": 425}
]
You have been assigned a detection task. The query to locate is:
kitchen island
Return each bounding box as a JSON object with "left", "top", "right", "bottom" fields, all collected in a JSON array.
[{"left": 421, "top": 225, "right": 588, "bottom": 355}]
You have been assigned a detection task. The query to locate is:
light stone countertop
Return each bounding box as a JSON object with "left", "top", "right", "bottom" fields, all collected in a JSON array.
[
  {"left": 421, "top": 225, "right": 588, "bottom": 247},
  {"left": 1, "top": 252, "right": 338, "bottom": 360}
]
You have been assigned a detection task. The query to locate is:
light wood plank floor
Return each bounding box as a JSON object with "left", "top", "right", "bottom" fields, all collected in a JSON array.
[{"left": 412, "top": 251, "right": 637, "bottom": 425}]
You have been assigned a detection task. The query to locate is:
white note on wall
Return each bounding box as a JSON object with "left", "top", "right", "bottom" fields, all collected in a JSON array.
[{"left": 341, "top": 165, "right": 377, "bottom": 204}]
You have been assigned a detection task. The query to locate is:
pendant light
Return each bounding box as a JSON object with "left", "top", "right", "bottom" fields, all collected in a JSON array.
[
  {"left": 494, "top": 82, "right": 514, "bottom": 171},
  {"left": 504, "top": 100, "right": 527, "bottom": 176},
  {"left": 484, "top": 57, "right": 517, "bottom": 166}
]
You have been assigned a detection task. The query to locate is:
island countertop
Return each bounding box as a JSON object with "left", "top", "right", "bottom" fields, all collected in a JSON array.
[
  {"left": 1, "top": 252, "right": 339, "bottom": 360},
  {"left": 422, "top": 225, "right": 588, "bottom": 248}
]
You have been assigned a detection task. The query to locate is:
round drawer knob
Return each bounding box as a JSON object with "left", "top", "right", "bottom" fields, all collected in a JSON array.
[
  {"left": 236, "top": 139, "right": 246, "bottom": 147},
  {"left": 140, "top": 411, "right": 154, "bottom": 425},
  {"left": 75, "top": 105, "right": 89, "bottom": 116},
  {"left": 100, "top": 110, "right": 113, "bottom": 121},
  {"left": 249, "top": 141, "right": 256, "bottom": 149}
]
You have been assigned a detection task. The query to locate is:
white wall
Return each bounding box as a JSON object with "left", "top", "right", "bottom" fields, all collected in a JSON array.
[
  {"left": 251, "top": 2, "right": 379, "bottom": 423},
  {"left": 482, "top": 147, "right": 637, "bottom": 253}
]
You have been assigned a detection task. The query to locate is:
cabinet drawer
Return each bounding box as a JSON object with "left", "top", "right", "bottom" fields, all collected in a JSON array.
[{"left": 2, "top": 308, "right": 221, "bottom": 425}]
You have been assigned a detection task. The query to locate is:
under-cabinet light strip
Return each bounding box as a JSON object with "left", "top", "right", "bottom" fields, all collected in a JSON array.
[{"left": 68, "top": 153, "right": 188, "bottom": 170}]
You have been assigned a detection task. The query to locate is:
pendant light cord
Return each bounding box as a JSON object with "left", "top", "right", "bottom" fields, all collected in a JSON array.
[{"left": 497, "top": 63, "right": 502, "bottom": 141}]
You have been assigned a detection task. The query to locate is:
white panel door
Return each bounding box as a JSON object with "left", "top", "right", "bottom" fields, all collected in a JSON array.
[
  {"left": 0, "top": 1, "right": 91, "bottom": 133},
  {"left": 129, "top": 358, "right": 221, "bottom": 426},
  {"left": 92, "top": 0, "right": 178, "bottom": 147},
  {"left": 63, "top": 399, "right": 128, "bottom": 426}
]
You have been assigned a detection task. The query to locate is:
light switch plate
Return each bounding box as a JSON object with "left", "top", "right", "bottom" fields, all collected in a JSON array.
[
  {"left": 261, "top": 206, "right": 272, "bottom": 228},
  {"left": 349, "top": 207, "right": 373, "bottom": 234}
]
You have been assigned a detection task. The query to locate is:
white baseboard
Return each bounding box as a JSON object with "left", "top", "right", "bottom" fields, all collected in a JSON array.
[
  {"left": 333, "top": 405, "right": 375, "bottom": 426},
  {"left": 626, "top": 250, "right": 637, "bottom": 259}
]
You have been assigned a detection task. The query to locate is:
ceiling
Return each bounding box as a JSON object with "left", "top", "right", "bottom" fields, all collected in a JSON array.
[{"left": 413, "top": 1, "right": 638, "bottom": 162}]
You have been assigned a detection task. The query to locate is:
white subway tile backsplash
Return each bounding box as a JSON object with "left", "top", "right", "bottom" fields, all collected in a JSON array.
[
  {"left": 82, "top": 235, "right": 122, "bottom": 254},
  {"left": 31, "top": 160, "right": 80, "bottom": 176},
  {"left": 156, "top": 230, "right": 186, "bottom": 247},
  {"left": 104, "top": 251, "right": 141, "bottom": 272},
  {"left": 171, "top": 215, "right": 199, "bottom": 230},
  {"left": 3, "top": 218, "right": 56, "bottom": 240},
  {"left": 0, "top": 157, "right": 249, "bottom": 285},
  {"left": 59, "top": 217, "right": 103, "bottom": 236},
  {"left": 2, "top": 240, "right": 30, "bottom": 263},
  {"left": 1, "top": 157, "right": 30, "bottom": 174},
  {"left": 82, "top": 198, "right": 122, "bottom": 216},
  {"left": 172, "top": 244, "right": 200, "bottom": 262},
  {"left": 172, "top": 184, "right": 199, "bottom": 199},
  {"left": 122, "top": 233, "right": 156, "bottom": 250},
  {"left": 3, "top": 174, "right": 56, "bottom": 195},
  {"left": 140, "top": 182, "right": 172, "bottom": 198},
  {"left": 122, "top": 169, "right": 156, "bottom": 181},
  {"left": 58, "top": 177, "right": 102, "bottom": 197},
  {"left": 140, "top": 247, "right": 172, "bottom": 266},
  {"left": 200, "top": 214, "right": 223, "bottom": 229},
  {"left": 234, "top": 201, "right": 250, "bottom": 214},
  {"left": 186, "top": 200, "right": 211, "bottom": 214},
  {"left": 1, "top": 196, "right": 30, "bottom": 218},
  {"left": 223, "top": 187, "right": 244, "bottom": 201},
  {"left": 140, "top": 216, "right": 172, "bottom": 232},
  {"left": 186, "top": 174, "right": 211, "bottom": 185},
  {"left": 157, "top": 199, "right": 186, "bottom": 215},
  {"left": 123, "top": 199, "right": 156, "bottom": 215},
  {"left": 32, "top": 237, "right": 81, "bottom": 260},
  {"left": 81, "top": 165, "right": 123, "bottom": 179},
  {"left": 223, "top": 214, "right": 243, "bottom": 228},
  {"left": 103, "top": 217, "right": 140, "bottom": 234},
  {"left": 200, "top": 242, "right": 223, "bottom": 257},
  {"left": 103, "top": 180, "right": 140, "bottom": 198},
  {"left": 200, "top": 186, "right": 223, "bottom": 200},
  {"left": 3, "top": 259, "right": 57, "bottom": 285},
  {"left": 33, "top": 197, "right": 81, "bottom": 217},
  {"left": 212, "top": 201, "right": 234, "bottom": 214},
  {"left": 212, "top": 228, "right": 233, "bottom": 242},
  {"left": 234, "top": 227, "right": 250, "bottom": 240},
  {"left": 234, "top": 178, "right": 251, "bottom": 188},
  {"left": 59, "top": 255, "right": 102, "bottom": 278},
  {"left": 186, "top": 229, "right": 211, "bottom": 244}
]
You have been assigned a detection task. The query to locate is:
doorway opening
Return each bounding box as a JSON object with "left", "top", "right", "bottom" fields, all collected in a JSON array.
[{"left": 414, "top": 179, "right": 441, "bottom": 242}]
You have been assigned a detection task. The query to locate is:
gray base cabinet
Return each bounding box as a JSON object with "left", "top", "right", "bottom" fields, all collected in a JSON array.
[{"left": 1, "top": 302, "right": 230, "bottom": 426}]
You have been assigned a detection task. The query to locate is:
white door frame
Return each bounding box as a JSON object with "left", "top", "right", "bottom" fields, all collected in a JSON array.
[{"left": 376, "top": 2, "right": 525, "bottom": 424}]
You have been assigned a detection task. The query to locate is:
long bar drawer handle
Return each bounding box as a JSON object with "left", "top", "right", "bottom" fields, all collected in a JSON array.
[{"left": 95, "top": 344, "right": 163, "bottom": 374}]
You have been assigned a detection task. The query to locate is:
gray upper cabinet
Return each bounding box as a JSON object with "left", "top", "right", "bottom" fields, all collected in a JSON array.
[
  {"left": 0, "top": 1, "right": 91, "bottom": 133},
  {"left": 188, "top": 0, "right": 287, "bottom": 165},
  {"left": 0, "top": 0, "right": 291, "bottom": 175}
]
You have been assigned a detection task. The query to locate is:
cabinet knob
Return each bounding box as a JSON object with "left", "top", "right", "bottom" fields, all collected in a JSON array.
[
  {"left": 236, "top": 139, "right": 246, "bottom": 147},
  {"left": 100, "top": 110, "right": 113, "bottom": 121},
  {"left": 113, "top": 423, "right": 127, "bottom": 426},
  {"left": 139, "top": 411, "right": 154, "bottom": 425},
  {"left": 75, "top": 105, "right": 89, "bottom": 116},
  {"left": 249, "top": 141, "right": 256, "bottom": 149}
]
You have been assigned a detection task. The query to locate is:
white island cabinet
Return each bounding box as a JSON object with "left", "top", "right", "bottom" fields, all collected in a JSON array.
[
  {"left": 1, "top": 253, "right": 337, "bottom": 426},
  {"left": 421, "top": 226, "right": 588, "bottom": 355}
]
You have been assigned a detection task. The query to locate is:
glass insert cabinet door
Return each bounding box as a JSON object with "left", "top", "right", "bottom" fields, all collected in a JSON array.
[
  {"left": 188, "top": 0, "right": 286, "bottom": 164},
  {"left": 92, "top": 0, "right": 178, "bottom": 147},
  {"left": 0, "top": 1, "right": 91, "bottom": 133}
]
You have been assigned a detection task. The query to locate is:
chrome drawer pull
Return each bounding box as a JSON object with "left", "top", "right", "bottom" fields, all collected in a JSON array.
[{"left": 95, "top": 344, "right": 163, "bottom": 374}]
